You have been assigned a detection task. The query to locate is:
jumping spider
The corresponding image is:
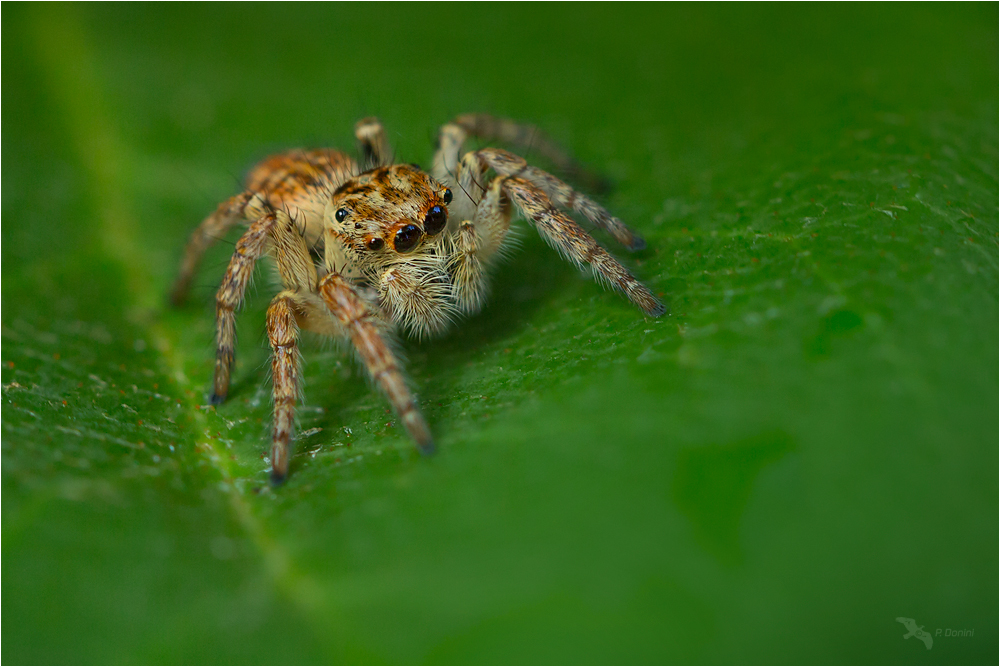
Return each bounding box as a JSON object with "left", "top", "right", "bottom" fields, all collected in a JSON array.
[{"left": 171, "top": 114, "right": 664, "bottom": 483}]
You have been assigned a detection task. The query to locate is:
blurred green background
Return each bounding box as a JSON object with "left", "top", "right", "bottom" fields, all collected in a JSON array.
[{"left": 2, "top": 4, "right": 996, "bottom": 664}]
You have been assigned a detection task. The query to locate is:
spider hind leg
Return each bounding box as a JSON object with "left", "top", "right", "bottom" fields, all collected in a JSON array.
[{"left": 171, "top": 191, "right": 254, "bottom": 307}]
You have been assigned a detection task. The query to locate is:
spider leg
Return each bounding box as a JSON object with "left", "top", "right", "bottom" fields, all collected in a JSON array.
[
  {"left": 475, "top": 148, "right": 647, "bottom": 251},
  {"left": 355, "top": 117, "right": 392, "bottom": 170},
  {"left": 211, "top": 209, "right": 314, "bottom": 403},
  {"left": 318, "top": 273, "right": 434, "bottom": 455},
  {"left": 446, "top": 176, "right": 511, "bottom": 314},
  {"left": 171, "top": 191, "right": 254, "bottom": 306},
  {"left": 502, "top": 176, "right": 666, "bottom": 317},
  {"left": 432, "top": 113, "right": 611, "bottom": 194},
  {"left": 266, "top": 290, "right": 302, "bottom": 484}
]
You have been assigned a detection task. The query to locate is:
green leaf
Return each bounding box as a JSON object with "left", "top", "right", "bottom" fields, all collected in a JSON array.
[{"left": 3, "top": 4, "right": 996, "bottom": 663}]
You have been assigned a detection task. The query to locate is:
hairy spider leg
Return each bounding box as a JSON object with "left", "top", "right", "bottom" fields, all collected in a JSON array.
[
  {"left": 502, "top": 176, "right": 666, "bottom": 317},
  {"left": 355, "top": 117, "right": 393, "bottom": 170},
  {"left": 432, "top": 122, "right": 467, "bottom": 188},
  {"left": 266, "top": 291, "right": 302, "bottom": 483},
  {"left": 476, "top": 148, "right": 646, "bottom": 251},
  {"left": 212, "top": 209, "right": 312, "bottom": 403},
  {"left": 171, "top": 191, "right": 254, "bottom": 306},
  {"left": 447, "top": 147, "right": 663, "bottom": 317},
  {"left": 436, "top": 113, "right": 612, "bottom": 194},
  {"left": 173, "top": 149, "right": 356, "bottom": 307},
  {"left": 446, "top": 175, "right": 512, "bottom": 314},
  {"left": 318, "top": 273, "right": 435, "bottom": 456},
  {"left": 215, "top": 203, "right": 321, "bottom": 482}
]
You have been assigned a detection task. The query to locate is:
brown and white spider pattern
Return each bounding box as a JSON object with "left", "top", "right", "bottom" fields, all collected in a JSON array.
[{"left": 171, "top": 114, "right": 665, "bottom": 483}]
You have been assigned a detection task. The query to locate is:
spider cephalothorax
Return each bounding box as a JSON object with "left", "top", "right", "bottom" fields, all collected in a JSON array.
[
  {"left": 325, "top": 164, "right": 461, "bottom": 337},
  {"left": 171, "top": 114, "right": 664, "bottom": 483},
  {"left": 329, "top": 164, "right": 452, "bottom": 257}
]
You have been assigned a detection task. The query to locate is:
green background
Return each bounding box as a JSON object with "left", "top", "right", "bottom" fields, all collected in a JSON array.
[{"left": 3, "top": 4, "right": 996, "bottom": 664}]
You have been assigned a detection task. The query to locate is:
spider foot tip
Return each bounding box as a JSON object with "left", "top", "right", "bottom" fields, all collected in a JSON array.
[
  {"left": 168, "top": 290, "right": 187, "bottom": 308},
  {"left": 209, "top": 392, "right": 226, "bottom": 406},
  {"left": 592, "top": 173, "right": 615, "bottom": 194},
  {"left": 628, "top": 236, "right": 647, "bottom": 252}
]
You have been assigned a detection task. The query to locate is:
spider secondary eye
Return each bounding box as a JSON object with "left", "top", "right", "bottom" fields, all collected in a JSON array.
[
  {"left": 394, "top": 224, "right": 422, "bottom": 252},
  {"left": 366, "top": 237, "right": 385, "bottom": 251},
  {"left": 335, "top": 208, "right": 349, "bottom": 222},
  {"left": 424, "top": 205, "right": 447, "bottom": 236},
  {"left": 443, "top": 189, "right": 453, "bottom": 204}
]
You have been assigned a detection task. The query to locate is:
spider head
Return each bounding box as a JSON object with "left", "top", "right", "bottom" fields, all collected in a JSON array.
[{"left": 328, "top": 164, "right": 453, "bottom": 262}]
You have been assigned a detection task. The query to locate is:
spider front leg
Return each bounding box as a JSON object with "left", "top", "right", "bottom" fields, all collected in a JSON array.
[
  {"left": 502, "top": 175, "right": 666, "bottom": 317},
  {"left": 319, "top": 273, "right": 435, "bottom": 455},
  {"left": 476, "top": 148, "right": 647, "bottom": 251}
]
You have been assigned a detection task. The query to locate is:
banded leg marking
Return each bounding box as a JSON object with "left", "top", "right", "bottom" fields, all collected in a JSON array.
[
  {"left": 212, "top": 210, "right": 302, "bottom": 403},
  {"left": 477, "top": 148, "right": 646, "bottom": 251},
  {"left": 266, "top": 292, "right": 301, "bottom": 484},
  {"left": 503, "top": 177, "right": 665, "bottom": 317},
  {"left": 319, "top": 274, "right": 434, "bottom": 454},
  {"left": 171, "top": 191, "right": 253, "bottom": 306}
]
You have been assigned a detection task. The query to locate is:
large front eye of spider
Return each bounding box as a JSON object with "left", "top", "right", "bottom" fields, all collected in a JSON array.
[
  {"left": 393, "top": 224, "right": 422, "bottom": 253},
  {"left": 424, "top": 205, "right": 448, "bottom": 236},
  {"left": 335, "top": 208, "right": 349, "bottom": 223}
]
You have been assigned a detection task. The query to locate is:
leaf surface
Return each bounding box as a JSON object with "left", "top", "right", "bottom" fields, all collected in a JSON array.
[{"left": 3, "top": 5, "right": 996, "bottom": 663}]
